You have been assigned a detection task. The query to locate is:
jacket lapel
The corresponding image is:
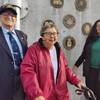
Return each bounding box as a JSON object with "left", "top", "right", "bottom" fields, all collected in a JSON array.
[
  {"left": 15, "top": 30, "right": 27, "bottom": 55},
  {"left": 0, "top": 27, "right": 12, "bottom": 58}
]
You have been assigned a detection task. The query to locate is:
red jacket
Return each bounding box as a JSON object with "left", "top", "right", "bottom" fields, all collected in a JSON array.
[{"left": 20, "top": 39, "right": 80, "bottom": 100}]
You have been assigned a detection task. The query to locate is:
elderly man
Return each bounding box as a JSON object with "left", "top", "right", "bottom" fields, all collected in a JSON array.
[{"left": 0, "top": 4, "right": 28, "bottom": 100}]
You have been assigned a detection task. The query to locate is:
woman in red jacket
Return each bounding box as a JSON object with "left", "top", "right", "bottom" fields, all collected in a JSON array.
[{"left": 20, "top": 19, "right": 83, "bottom": 100}]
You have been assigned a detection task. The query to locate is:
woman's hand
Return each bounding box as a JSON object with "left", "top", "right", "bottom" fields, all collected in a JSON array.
[
  {"left": 77, "top": 81, "right": 85, "bottom": 89},
  {"left": 72, "top": 65, "right": 78, "bottom": 74},
  {"left": 75, "top": 81, "right": 85, "bottom": 95},
  {"left": 35, "top": 96, "right": 45, "bottom": 100}
]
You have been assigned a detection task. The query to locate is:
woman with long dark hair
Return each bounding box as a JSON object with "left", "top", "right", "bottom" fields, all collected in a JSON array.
[{"left": 73, "top": 19, "right": 100, "bottom": 100}]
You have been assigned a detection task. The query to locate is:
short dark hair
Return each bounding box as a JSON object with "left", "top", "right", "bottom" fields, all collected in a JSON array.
[{"left": 0, "top": 4, "right": 17, "bottom": 15}]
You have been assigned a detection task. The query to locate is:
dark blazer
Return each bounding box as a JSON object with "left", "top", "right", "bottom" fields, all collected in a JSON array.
[
  {"left": 0, "top": 27, "right": 28, "bottom": 100},
  {"left": 74, "top": 36, "right": 100, "bottom": 79}
]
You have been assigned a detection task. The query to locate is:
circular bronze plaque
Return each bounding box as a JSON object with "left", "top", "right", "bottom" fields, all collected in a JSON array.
[
  {"left": 63, "top": 15, "right": 76, "bottom": 29},
  {"left": 63, "top": 36, "right": 76, "bottom": 50},
  {"left": 51, "top": 0, "right": 64, "bottom": 8},
  {"left": 75, "top": 0, "right": 87, "bottom": 11},
  {"left": 82, "top": 23, "right": 92, "bottom": 35}
]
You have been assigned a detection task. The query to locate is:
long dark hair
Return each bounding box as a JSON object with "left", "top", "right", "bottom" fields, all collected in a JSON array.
[
  {"left": 81, "top": 20, "right": 100, "bottom": 61},
  {"left": 86, "top": 19, "right": 100, "bottom": 44}
]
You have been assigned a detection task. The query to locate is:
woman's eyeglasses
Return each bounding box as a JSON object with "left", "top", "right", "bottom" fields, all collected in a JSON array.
[{"left": 44, "top": 32, "right": 58, "bottom": 36}]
